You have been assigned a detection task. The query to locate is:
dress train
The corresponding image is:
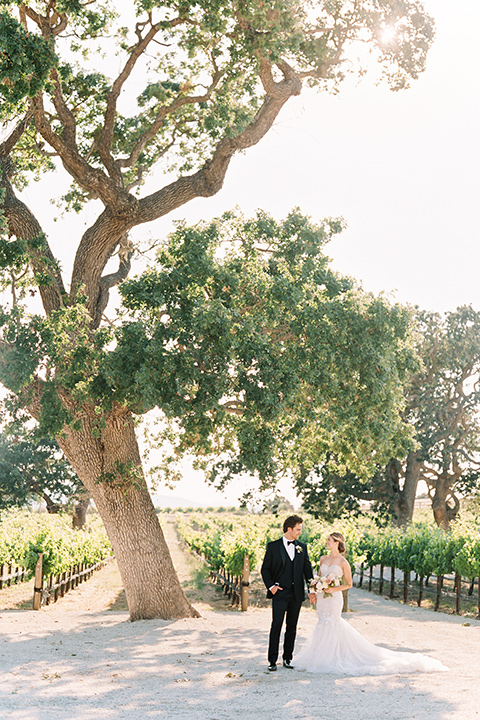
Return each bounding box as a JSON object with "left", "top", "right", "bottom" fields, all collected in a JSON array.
[{"left": 294, "top": 564, "right": 448, "bottom": 676}]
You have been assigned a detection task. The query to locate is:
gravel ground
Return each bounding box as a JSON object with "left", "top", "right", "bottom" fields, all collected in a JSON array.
[{"left": 0, "top": 517, "right": 478, "bottom": 720}]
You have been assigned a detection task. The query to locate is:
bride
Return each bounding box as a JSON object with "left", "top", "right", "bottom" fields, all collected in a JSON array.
[{"left": 294, "top": 532, "right": 448, "bottom": 675}]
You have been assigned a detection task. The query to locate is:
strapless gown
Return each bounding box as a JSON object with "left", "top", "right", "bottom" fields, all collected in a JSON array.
[{"left": 294, "top": 564, "right": 448, "bottom": 675}]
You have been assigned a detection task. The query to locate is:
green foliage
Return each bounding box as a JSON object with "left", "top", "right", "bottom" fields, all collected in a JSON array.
[
  {"left": 0, "top": 508, "right": 111, "bottom": 576},
  {"left": 405, "top": 307, "right": 480, "bottom": 524},
  {"left": 98, "top": 460, "right": 144, "bottom": 494},
  {"left": 0, "top": 300, "right": 112, "bottom": 435},
  {"left": 177, "top": 511, "right": 369, "bottom": 576},
  {"left": 0, "top": 235, "right": 28, "bottom": 271},
  {"left": 107, "top": 209, "right": 417, "bottom": 488},
  {"left": 0, "top": 206, "right": 418, "bottom": 505},
  {"left": 177, "top": 512, "right": 276, "bottom": 575},
  {"left": 298, "top": 306, "right": 480, "bottom": 527},
  {"left": 0, "top": 422, "right": 82, "bottom": 511},
  {"left": 409, "top": 308, "right": 480, "bottom": 471},
  {"left": 298, "top": 460, "right": 373, "bottom": 522},
  {"left": 177, "top": 511, "right": 480, "bottom": 587},
  {"left": 0, "top": 2, "right": 434, "bottom": 202},
  {"left": 353, "top": 521, "right": 474, "bottom": 578},
  {"left": 0, "top": 11, "right": 57, "bottom": 105}
]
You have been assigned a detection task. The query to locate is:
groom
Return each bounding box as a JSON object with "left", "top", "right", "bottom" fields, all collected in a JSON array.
[{"left": 261, "top": 514, "right": 314, "bottom": 672}]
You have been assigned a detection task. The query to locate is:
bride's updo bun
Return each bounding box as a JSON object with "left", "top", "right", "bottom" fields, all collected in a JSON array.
[{"left": 330, "top": 532, "right": 346, "bottom": 554}]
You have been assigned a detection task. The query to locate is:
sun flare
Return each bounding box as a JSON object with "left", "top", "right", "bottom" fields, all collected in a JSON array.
[{"left": 380, "top": 26, "right": 397, "bottom": 45}]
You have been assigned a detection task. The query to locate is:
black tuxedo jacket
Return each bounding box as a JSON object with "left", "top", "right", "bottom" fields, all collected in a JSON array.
[{"left": 261, "top": 538, "right": 314, "bottom": 602}]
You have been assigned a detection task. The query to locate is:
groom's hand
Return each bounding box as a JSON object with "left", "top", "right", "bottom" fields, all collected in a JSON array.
[
  {"left": 308, "top": 592, "right": 317, "bottom": 604},
  {"left": 271, "top": 585, "right": 283, "bottom": 595}
]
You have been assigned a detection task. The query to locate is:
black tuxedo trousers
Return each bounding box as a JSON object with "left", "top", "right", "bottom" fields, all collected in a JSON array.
[{"left": 268, "top": 586, "right": 303, "bottom": 664}]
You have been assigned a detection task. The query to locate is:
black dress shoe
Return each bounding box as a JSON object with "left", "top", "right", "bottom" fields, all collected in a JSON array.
[
  {"left": 268, "top": 664, "right": 277, "bottom": 671},
  {"left": 283, "top": 660, "right": 294, "bottom": 669}
]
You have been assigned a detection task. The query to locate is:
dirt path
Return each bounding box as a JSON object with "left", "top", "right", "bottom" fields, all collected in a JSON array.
[
  {"left": 0, "top": 517, "right": 479, "bottom": 720},
  {"left": 0, "top": 556, "right": 128, "bottom": 613}
]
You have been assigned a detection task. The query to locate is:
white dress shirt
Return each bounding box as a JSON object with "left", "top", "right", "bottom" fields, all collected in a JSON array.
[
  {"left": 283, "top": 535, "right": 296, "bottom": 561},
  {"left": 269, "top": 536, "right": 296, "bottom": 591}
]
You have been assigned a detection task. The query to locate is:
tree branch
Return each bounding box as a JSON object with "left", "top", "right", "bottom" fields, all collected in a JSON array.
[
  {"left": 117, "top": 70, "right": 224, "bottom": 170},
  {"left": 94, "top": 233, "right": 133, "bottom": 327},
  {"left": 50, "top": 67, "right": 78, "bottom": 147},
  {"left": 22, "top": 3, "right": 68, "bottom": 37},
  {"left": 99, "top": 19, "right": 162, "bottom": 182},
  {"left": 70, "top": 62, "right": 302, "bottom": 321},
  {"left": 30, "top": 94, "right": 124, "bottom": 208},
  {"left": 134, "top": 68, "right": 302, "bottom": 225},
  {"left": 70, "top": 208, "right": 136, "bottom": 322},
  {"left": 0, "top": 157, "right": 66, "bottom": 314},
  {"left": 99, "top": 14, "right": 190, "bottom": 181},
  {"left": 0, "top": 112, "right": 33, "bottom": 156},
  {"left": 219, "top": 400, "right": 244, "bottom": 416}
]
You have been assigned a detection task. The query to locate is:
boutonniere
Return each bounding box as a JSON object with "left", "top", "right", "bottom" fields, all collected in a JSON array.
[{"left": 295, "top": 545, "right": 303, "bottom": 553}]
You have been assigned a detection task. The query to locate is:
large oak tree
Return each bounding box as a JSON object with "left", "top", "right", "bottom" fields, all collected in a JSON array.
[{"left": 0, "top": 1, "right": 433, "bottom": 619}]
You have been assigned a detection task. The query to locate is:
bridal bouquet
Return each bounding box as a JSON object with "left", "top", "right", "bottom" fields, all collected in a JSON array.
[{"left": 309, "top": 573, "right": 342, "bottom": 598}]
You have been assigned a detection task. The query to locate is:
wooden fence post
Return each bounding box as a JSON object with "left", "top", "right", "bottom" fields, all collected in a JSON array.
[
  {"left": 477, "top": 576, "right": 480, "bottom": 620},
  {"left": 32, "top": 553, "right": 44, "bottom": 610},
  {"left": 417, "top": 575, "right": 424, "bottom": 606},
  {"left": 54, "top": 574, "right": 60, "bottom": 603},
  {"left": 435, "top": 575, "right": 443, "bottom": 611},
  {"left": 241, "top": 554, "right": 250, "bottom": 612},
  {"left": 403, "top": 571, "right": 409, "bottom": 604},
  {"left": 358, "top": 563, "right": 364, "bottom": 588},
  {"left": 455, "top": 573, "right": 461, "bottom": 614},
  {"left": 389, "top": 566, "right": 395, "bottom": 598},
  {"left": 46, "top": 573, "right": 53, "bottom": 605}
]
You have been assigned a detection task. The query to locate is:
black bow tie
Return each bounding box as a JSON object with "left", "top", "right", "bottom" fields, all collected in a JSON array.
[{"left": 287, "top": 540, "right": 295, "bottom": 545}]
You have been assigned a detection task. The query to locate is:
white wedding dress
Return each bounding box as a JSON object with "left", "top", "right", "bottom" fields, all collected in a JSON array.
[{"left": 294, "top": 564, "right": 448, "bottom": 675}]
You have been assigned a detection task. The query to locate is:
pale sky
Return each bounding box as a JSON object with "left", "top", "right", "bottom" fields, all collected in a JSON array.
[{"left": 12, "top": 0, "right": 480, "bottom": 507}]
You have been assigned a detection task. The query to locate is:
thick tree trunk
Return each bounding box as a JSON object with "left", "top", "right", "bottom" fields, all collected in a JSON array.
[
  {"left": 431, "top": 477, "right": 460, "bottom": 531},
  {"left": 42, "top": 493, "right": 62, "bottom": 514},
  {"left": 72, "top": 495, "right": 90, "bottom": 530},
  {"left": 391, "top": 451, "right": 422, "bottom": 526},
  {"left": 57, "top": 405, "right": 199, "bottom": 620},
  {"left": 432, "top": 481, "right": 449, "bottom": 530}
]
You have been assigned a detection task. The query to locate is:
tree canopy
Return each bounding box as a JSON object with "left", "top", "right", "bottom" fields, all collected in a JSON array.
[
  {"left": 407, "top": 307, "right": 480, "bottom": 528},
  {"left": 297, "top": 307, "right": 480, "bottom": 529},
  {"left": 0, "top": 419, "right": 83, "bottom": 514},
  {"left": 114, "top": 209, "right": 417, "bottom": 487},
  {"left": 0, "top": 0, "right": 435, "bottom": 619}
]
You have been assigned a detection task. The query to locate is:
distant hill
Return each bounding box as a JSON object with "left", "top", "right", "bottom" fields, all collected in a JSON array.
[{"left": 152, "top": 494, "right": 207, "bottom": 509}]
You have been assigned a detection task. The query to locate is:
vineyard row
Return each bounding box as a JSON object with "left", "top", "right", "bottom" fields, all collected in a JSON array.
[{"left": 175, "top": 512, "right": 480, "bottom": 616}]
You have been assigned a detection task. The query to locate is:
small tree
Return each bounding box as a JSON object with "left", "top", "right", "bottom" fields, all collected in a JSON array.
[
  {"left": 297, "top": 307, "right": 480, "bottom": 529},
  {"left": 0, "top": 423, "right": 89, "bottom": 523},
  {"left": 407, "top": 307, "right": 480, "bottom": 529}
]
